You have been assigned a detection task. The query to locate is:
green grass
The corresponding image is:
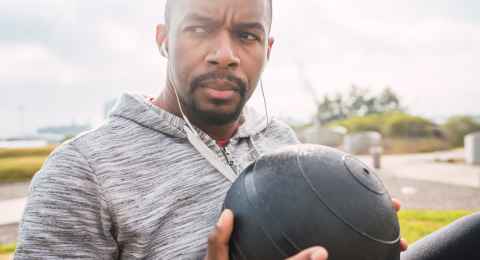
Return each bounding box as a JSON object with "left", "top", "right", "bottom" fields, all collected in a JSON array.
[
  {"left": 0, "top": 146, "right": 55, "bottom": 183},
  {"left": 0, "top": 210, "right": 474, "bottom": 255},
  {"left": 399, "top": 210, "right": 473, "bottom": 243},
  {"left": 0, "top": 243, "right": 15, "bottom": 255},
  {"left": 0, "top": 146, "right": 55, "bottom": 159},
  {"left": 0, "top": 156, "right": 47, "bottom": 183}
]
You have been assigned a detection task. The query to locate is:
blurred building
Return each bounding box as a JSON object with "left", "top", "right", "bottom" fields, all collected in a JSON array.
[
  {"left": 297, "top": 124, "right": 346, "bottom": 147},
  {"left": 37, "top": 123, "right": 91, "bottom": 141},
  {"left": 343, "top": 131, "right": 383, "bottom": 155},
  {"left": 0, "top": 136, "right": 48, "bottom": 148}
]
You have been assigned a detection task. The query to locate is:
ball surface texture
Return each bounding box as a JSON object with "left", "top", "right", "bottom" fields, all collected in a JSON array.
[{"left": 223, "top": 144, "right": 400, "bottom": 260}]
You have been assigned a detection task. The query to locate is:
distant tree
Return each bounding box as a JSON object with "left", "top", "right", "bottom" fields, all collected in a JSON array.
[
  {"left": 376, "top": 87, "right": 402, "bottom": 112},
  {"left": 316, "top": 85, "right": 404, "bottom": 124},
  {"left": 442, "top": 116, "right": 480, "bottom": 147},
  {"left": 316, "top": 96, "right": 334, "bottom": 123}
]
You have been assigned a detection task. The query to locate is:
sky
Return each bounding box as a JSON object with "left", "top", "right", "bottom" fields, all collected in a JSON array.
[{"left": 1, "top": 0, "right": 479, "bottom": 137}]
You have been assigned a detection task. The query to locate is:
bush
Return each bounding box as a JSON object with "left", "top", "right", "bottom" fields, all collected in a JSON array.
[
  {"left": 383, "top": 113, "right": 437, "bottom": 138},
  {"left": 442, "top": 116, "right": 480, "bottom": 147},
  {"left": 383, "top": 138, "right": 451, "bottom": 154},
  {"left": 330, "top": 112, "right": 437, "bottom": 138},
  {"left": 329, "top": 114, "right": 383, "bottom": 133}
]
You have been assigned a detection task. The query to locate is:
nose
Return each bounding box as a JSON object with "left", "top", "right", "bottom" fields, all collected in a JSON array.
[{"left": 206, "top": 32, "right": 240, "bottom": 69}]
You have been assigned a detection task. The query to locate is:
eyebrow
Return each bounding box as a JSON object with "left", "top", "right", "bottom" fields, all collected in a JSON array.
[
  {"left": 235, "top": 22, "right": 266, "bottom": 34},
  {"left": 183, "top": 13, "right": 216, "bottom": 24},
  {"left": 182, "top": 13, "right": 266, "bottom": 33}
]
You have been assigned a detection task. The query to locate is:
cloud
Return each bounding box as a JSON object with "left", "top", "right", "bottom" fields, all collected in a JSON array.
[{"left": 0, "top": 0, "right": 478, "bottom": 136}]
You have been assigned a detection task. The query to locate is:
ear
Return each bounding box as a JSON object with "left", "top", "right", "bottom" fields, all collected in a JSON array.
[
  {"left": 267, "top": 37, "right": 275, "bottom": 60},
  {"left": 156, "top": 24, "right": 168, "bottom": 55}
]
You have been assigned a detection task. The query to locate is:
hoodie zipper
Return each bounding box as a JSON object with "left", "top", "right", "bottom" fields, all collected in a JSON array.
[{"left": 221, "top": 146, "right": 236, "bottom": 172}]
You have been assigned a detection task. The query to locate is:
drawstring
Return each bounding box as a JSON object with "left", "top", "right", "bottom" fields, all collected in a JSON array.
[{"left": 248, "top": 135, "right": 263, "bottom": 159}]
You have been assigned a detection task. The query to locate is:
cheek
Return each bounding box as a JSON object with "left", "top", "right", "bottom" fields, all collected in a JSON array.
[
  {"left": 172, "top": 41, "right": 204, "bottom": 91},
  {"left": 242, "top": 49, "right": 268, "bottom": 92}
]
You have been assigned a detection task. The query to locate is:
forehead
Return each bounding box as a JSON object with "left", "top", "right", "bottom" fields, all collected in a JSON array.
[{"left": 170, "top": 0, "right": 269, "bottom": 26}]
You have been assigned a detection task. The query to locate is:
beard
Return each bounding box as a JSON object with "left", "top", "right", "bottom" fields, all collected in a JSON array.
[{"left": 181, "top": 72, "right": 248, "bottom": 126}]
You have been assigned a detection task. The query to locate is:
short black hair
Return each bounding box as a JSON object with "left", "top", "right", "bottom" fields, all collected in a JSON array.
[{"left": 165, "top": 0, "right": 273, "bottom": 31}]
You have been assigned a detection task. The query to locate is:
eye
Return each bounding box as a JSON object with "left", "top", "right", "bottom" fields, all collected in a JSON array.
[
  {"left": 187, "top": 26, "right": 208, "bottom": 34},
  {"left": 192, "top": 26, "right": 207, "bottom": 34},
  {"left": 238, "top": 31, "right": 260, "bottom": 42}
]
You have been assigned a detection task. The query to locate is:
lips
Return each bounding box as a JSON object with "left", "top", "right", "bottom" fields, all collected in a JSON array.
[
  {"left": 199, "top": 79, "right": 240, "bottom": 100},
  {"left": 201, "top": 79, "right": 239, "bottom": 91},
  {"left": 191, "top": 72, "right": 247, "bottom": 101},
  {"left": 203, "top": 88, "right": 237, "bottom": 100}
]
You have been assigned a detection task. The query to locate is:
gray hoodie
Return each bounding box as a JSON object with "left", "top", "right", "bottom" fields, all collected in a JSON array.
[{"left": 14, "top": 93, "right": 299, "bottom": 260}]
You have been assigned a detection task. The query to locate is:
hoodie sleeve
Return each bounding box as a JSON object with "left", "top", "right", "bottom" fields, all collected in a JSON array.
[{"left": 14, "top": 142, "right": 118, "bottom": 260}]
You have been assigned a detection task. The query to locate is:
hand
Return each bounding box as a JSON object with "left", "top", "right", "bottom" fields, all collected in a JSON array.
[
  {"left": 208, "top": 203, "right": 410, "bottom": 260},
  {"left": 205, "top": 209, "right": 329, "bottom": 260},
  {"left": 286, "top": 247, "right": 328, "bottom": 260},
  {"left": 204, "top": 209, "right": 234, "bottom": 260},
  {"left": 392, "top": 198, "right": 408, "bottom": 251}
]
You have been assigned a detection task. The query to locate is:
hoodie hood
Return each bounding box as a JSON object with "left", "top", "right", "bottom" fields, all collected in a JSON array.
[{"left": 109, "top": 93, "right": 269, "bottom": 140}]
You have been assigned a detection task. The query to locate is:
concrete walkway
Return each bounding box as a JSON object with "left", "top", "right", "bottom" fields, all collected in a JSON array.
[
  {"left": 0, "top": 182, "right": 30, "bottom": 202},
  {"left": 0, "top": 182, "right": 29, "bottom": 227},
  {"left": 0, "top": 198, "right": 26, "bottom": 226},
  {"left": 359, "top": 149, "right": 480, "bottom": 188}
]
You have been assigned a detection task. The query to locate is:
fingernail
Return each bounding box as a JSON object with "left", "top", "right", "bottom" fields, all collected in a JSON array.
[
  {"left": 217, "top": 210, "right": 230, "bottom": 227},
  {"left": 311, "top": 248, "right": 328, "bottom": 260}
]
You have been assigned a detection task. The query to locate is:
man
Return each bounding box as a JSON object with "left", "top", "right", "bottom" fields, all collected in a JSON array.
[{"left": 15, "top": 0, "right": 405, "bottom": 259}]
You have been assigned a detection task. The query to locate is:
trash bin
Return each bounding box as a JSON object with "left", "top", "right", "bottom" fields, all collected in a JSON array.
[
  {"left": 465, "top": 132, "right": 480, "bottom": 165},
  {"left": 370, "top": 146, "right": 383, "bottom": 169}
]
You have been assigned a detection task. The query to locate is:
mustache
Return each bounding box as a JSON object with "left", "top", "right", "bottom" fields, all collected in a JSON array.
[{"left": 191, "top": 72, "right": 247, "bottom": 97}]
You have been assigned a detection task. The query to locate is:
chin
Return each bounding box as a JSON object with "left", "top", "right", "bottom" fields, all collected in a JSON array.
[{"left": 194, "top": 106, "right": 243, "bottom": 126}]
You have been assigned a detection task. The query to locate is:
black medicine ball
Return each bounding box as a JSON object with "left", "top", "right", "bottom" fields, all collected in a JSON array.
[{"left": 223, "top": 144, "right": 400, "bottom": 260}]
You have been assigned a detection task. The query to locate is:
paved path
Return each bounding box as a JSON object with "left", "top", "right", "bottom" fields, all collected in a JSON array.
[
  {"left": 0, "top": 182, "right": 30, "bottom": 202},
  {"left": 379, "top": 171, "right": 480, "bottom": 210},
  {"left": 359, "top": 149, "right": 480, "bottom": 188},
  {"left": 358, "top": 149, "right": 480, "bottom": 210},
  {"left": 0, "top": 198, "right": 26, "bottom": 226},
  {"left": 0, "top": 224, "right": 18, "bottom": 245}
]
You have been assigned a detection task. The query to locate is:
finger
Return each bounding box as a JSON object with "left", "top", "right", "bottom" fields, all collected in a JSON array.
[
  {"left": 391, "top": 198, "right": 401, "bottom": 212},
  {"left": 400, "top": 238, "right": 409, "bottom": 252},
  {"left": 205, "top": 209, "right": 235, "bottom": 260},
  {"left": 286, "top": 247, "right": 328, "bottom": 260}
]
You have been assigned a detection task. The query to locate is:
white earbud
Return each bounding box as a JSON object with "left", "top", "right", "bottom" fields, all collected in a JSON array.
[{"left": 160, "top": 42, "right": 168, "bottom": 58}]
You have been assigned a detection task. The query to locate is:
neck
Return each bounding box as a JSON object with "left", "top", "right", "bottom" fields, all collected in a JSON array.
[{"left": 152, "top": 88, "right": 241, "bottom": 141}]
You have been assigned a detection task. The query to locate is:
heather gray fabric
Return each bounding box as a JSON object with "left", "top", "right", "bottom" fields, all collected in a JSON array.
[{"left": 14, "top": 93, "right": 299, "bottom": 260}]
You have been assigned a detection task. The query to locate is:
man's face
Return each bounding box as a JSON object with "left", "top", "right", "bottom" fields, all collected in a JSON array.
[{"left": 164, "top": 0, "right": 272, "bottom": 125}]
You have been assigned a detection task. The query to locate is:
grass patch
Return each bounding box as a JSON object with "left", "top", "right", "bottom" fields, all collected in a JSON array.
[
  {"left": 399, "top": 210, "right": 473, "bottom": 243},
  {"left": 0, "top": 146, "right": 55, "bottom": 159},
  {"left": 0, "top": 156, "right": 46, "bottom": 183},
  {"left": 0, "top": 243, "right": 15, "bottom": 254},
  {"left": 0, "top": 146, "right": 55, "bottom": 184}
]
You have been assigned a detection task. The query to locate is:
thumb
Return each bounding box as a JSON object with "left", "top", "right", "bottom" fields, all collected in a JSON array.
[
  {"left": 205, "top": 209, "right": 235, "bottom": 260},
  {"left": 286, "top": 247, "right": 328, "bottom": 260}
]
